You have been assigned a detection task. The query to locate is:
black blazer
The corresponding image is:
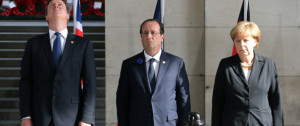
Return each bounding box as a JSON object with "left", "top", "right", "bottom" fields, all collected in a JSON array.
[
  {"left": 116, "top": 51, "right": 191, "bottom": 126},
  {"left": 19, "top": 33, "right": 97, "bottom": 126},
  {"left": 211, "top": 53, "right": 284, "bottom": 126}
]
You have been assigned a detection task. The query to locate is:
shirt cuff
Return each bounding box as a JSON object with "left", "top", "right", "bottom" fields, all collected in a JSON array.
[{"left": 21, "top": 116, "right": 31, "bottom": 120}]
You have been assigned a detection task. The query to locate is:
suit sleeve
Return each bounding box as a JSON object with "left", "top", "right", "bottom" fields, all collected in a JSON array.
[
  {"left": 19, "top": 40, "right": 33, "bottom": 119},
  {"left": 211, "top": 60, "right": 226, "bottom": 126},
  {"left": 81, "top": 40, "right": 97, "bottom": 125},
  {"left": 268, "top": 60, "right": 284, "bottom": 126},
  {"left": 116, "top": 60, "right": 130, "bottom": 126},
  {"left": 176, "top": 60, "right": 191, "bottom": 126}
]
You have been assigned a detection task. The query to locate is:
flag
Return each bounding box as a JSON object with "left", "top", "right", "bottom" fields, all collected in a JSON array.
[
  {"left": 74, "top": 0, "right": 83, "bottom": 37},
  {"left": 153, "top": 0, "right": 161, "bottom": 21},
  {"left": 153, "top": 0, "right": 165, "bottom": 50},
  {"left": 232, "top": 0, "right": 250, "bottom": 56},
  {"left": 73, "top": 0, "right": 84, "bottom": 88}
]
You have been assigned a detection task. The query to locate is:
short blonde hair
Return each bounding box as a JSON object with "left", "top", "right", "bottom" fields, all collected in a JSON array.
[{"left": 230, "top": 21, "right": 261, "bottom": 48}]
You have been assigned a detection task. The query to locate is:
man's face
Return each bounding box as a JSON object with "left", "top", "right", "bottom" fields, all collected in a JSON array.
[
  {"left": 46, "top": 0, "right": 69, "bottom": 22},
  {"left": 141, "top": 21, "right": 164, "bottom": 54}
]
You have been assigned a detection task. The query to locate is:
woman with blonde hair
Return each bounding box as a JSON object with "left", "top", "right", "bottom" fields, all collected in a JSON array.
[{"left": 211, "top": 21, "right": 284, "bottom": 126}]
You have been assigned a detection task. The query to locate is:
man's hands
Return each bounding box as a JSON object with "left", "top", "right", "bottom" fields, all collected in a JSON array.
[
  {"left": 78, "top": 121, "right": 91, "bottom": 126},
  {"left": 21, "top": 118, "right": 33, "bottom": 126}
]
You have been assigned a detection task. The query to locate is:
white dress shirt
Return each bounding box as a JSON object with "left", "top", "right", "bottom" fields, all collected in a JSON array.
[
  {"left": 49, "top": 28, "right": 68, "bottom": 53},
  {"left": 144, "top": 49, "right": 162, "bottom": 80}
]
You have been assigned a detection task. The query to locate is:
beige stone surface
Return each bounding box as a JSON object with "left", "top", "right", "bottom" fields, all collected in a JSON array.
[
  {"left": 189, "top": 76, "right": 205, "bottom": 121},
  {"left": 256, "top": 27, "right": 300, "bottom": 76},
  {"left": 165, "top": 28, "right": 205, "bottom": 76},
  {"left": 105, "top": 0, "right": 156, "bottom": 27},
  {"left": 279, "top": 77, "right": 300, "bottom": 125},
  {"left": 105, "top": 75, "right": 119, "bottom": 125},
  {"left": 205, "top": 28, "right": 233, "bottom": 76},
  {"left": 164, "top": 0, "right": 204, "bottom": 27},
  {"left": 105, "top": 27, "right": 142, "bottom": 76},
  {"left": 205, "top": 0, "right": 298, "bottom": 27},
  {"left": 204, "top": 76, "right": 215, "bottom": 125}
]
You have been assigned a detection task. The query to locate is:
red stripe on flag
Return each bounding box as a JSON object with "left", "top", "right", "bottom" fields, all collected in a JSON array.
[
  {"left": 232, "top": 45, "right": 237, "bottom": 56},
  {"left": 75, "top": 29, "right": 83, "bottom": 37}
]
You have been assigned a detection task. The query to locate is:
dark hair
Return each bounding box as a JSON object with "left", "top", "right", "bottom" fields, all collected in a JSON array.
[
  {"left": 45, "top": 0, "right": 70, "bottom": 16},
  {"left": 139, "top": 19, "right": 164, "bottom": 34}
]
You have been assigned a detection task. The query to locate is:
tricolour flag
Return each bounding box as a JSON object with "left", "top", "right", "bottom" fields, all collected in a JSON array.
[
  {"left": 153, "top": 0, "right": 165, "bottom": 50},
  {"left": 73, "top": 0, "right": 84, "bottom": 88},
  {"left": 232, "top": 0, "right": 250, "bottom": 56},
  {"left": 74, "top": 0, "right": 83, "bottom": 37}
]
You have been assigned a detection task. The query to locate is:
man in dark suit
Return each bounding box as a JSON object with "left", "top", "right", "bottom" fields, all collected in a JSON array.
[
  {"left": 19, "top": 0, "right": 96, "bottom": 126},
  {"left": 116, "top": 19, "right": 191, "bottom": 126}
]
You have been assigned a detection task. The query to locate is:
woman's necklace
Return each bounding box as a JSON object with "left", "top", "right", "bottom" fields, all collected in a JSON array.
[{"left": 241, "top": 61, "right": 253, "bottom": 67}]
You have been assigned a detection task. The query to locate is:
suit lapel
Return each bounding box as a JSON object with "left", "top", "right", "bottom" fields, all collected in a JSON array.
[
  {"left": 58, "top": 33, "right": 76, "bottom": 70},
  {"left": 231, "top": 55, "right": 248, "bottom": 85},
  {"left": 136, "top": 52, "right": 152, "bottom": 95},
  {"left": 155, "top": 51, "right": 169, "bottom": 92},
  {"left": 248, "top": 53, "right": 264, "bottom": 85},
  {"left": 41, "top": 33, "right": 55, "bottom": 71}
]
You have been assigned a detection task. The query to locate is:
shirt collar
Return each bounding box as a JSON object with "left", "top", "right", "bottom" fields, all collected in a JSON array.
[
  {"left": 144, "top": 49, "right": 161, "bottom": 62},
  {"left": 49, "top": 28, "right": 68, "bottom": 39}
]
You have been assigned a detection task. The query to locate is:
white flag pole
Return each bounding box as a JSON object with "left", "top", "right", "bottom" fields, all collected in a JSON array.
[
  {"left": 244, "top": 0, "right": 248, "bottom": 21},
  {"left": 161, "top": 0, "right": 165, "bottom": 50},
  {"left": 161, "top": 0, "right": 165, "bottom": 23},
  {"left": 73, "top": 0, "right": 77, "bottom": 34}
]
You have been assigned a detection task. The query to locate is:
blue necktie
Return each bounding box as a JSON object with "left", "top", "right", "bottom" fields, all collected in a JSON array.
[
  {"left": 148, "top": 58, "right": 156, "bottom": 93},
  {"left": 53, "top": 32, "right": 62, "bottom": 71}
]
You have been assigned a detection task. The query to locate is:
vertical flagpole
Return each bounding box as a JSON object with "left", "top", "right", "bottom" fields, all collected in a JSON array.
[
  {"left": 244, "top": 0, "right": 248, "bottom": 21},
  {"left": 73, "top": 0, "right": 77, "bottom": 34},
  {"left": 161, "top": 0, "right": 165, "bottom": 50},
  {"left": 161, "top": 0, "right": 165, "bottom": 23}
]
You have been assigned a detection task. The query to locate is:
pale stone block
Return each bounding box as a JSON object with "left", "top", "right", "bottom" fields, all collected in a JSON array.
[
  {"left": 164, "top": 0, "right": 204, "bottom": 27},
  {"left": 105, "top": 75, "right": 119, "bottom": 125},
  {"left": 206, "top": 0, "right": 298, "bottom": 27},
  {"left": 205, "top": 28, "right": 233, "bottom": 76},
  {"left": 205, "top": 0, "right": 244, "bottom": 27},
  {"left": 165, "top": 28, "right": 205, "bottom": 76},
  {"left": 189, "top": 76, "right": 205, "bottom": 121},
  {"left": 278, "top": 77, "right": 300, "bottom": 125},
  {"left": 255, "top": 27, "right": 300, "bottom": 76},
  {"left": 204, "top": 76, "right": 215, "bottom": 125},
  {"left": 251, "top": 0, "right": 298, "bottom": 27},
  {"left": 106, "top": 27, "right": 143, "bottom": 76},
  {"left": 105, "top": 0, "right": 156, "bottom": 27}
]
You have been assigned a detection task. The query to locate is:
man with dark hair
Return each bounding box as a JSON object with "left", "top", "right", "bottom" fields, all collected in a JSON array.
[
  {"left": 116, "top": 19, "right": 191, "bottom": 126},
  {"left": 19, "top": 0, "right": 96, "bottom": 126}
]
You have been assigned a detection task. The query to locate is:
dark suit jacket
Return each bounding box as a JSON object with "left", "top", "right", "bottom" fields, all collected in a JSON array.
[
  {"left": 212, "top": 53, "right": 284, "bottom": 126},
  {"left": 116, "top": 51, "right": 191, "bottom": 126},
  {"left": 19, "top": 33, "right": 97, "bottom": 126}
]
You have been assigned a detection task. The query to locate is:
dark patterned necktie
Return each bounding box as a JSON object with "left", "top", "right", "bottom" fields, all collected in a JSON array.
[
  {"left": 53, "top": 32, "right": 62, "bottom": 71},
  {"left": 148, "top": 58, "right": 156, "bottom": 93}
]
